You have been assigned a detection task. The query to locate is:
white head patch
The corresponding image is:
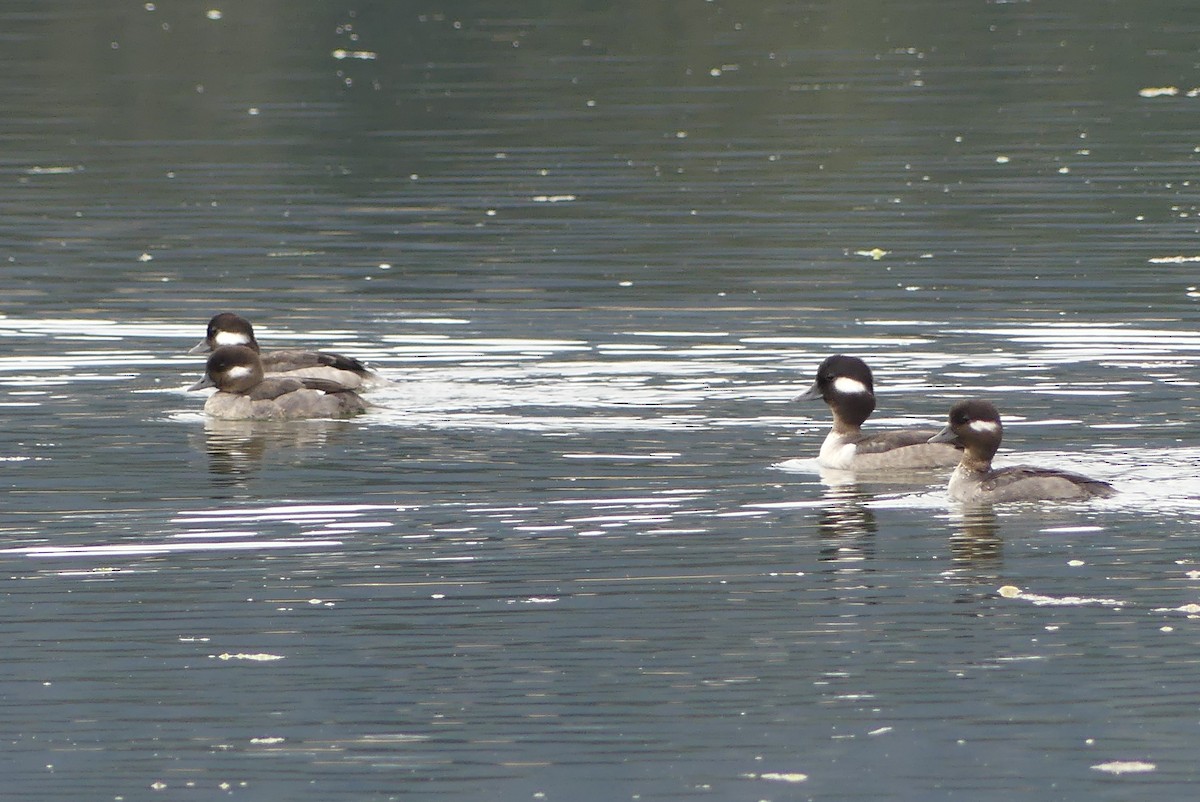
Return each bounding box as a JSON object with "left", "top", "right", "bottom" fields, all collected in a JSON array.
[
  {"left": 967, "top": 420, "right": 1000, "bottom": 434},
  {"left": 214, "top": 331, "right": 250, "bottom": 346},
  {"left": 225, "top": 365, "right": 253, "bottom": 380},
  {"left": 832, "top": 376, "right": 870, "bottom": 395}
]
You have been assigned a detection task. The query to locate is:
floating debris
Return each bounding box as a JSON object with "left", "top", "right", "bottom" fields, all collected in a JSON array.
[
  {"left": 26, "top": 165, "right": 82, "bottom": 175},
  {"left": 754, "top": 772, "right": 809, "bottom": 783},
  {"left": 332, "top": 49, "right": 378, "bottom": 60},
  {"left": 1091, "top": 760, "right": 1156, "bottom": 775},
  {"left": 1148, "top": 255, "right": 1200, "bottom": 264},
  {"left": 854, "top": 248, "right": 889, "bottom": 260},
  {"left": 1138, "top": 86, "right": 1178, "bottom": 97},
  {"left": 214, "top": 652, "right": 284, "bottom": 662},
  {"left": 997, "top": 585, "right": 1123, "bottom": 607},
  {"left": 1152, "top": 603, "right": 1200, "bottom": 615}
]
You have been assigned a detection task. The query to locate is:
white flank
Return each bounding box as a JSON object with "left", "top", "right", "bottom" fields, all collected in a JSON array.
[
  {"left": 214, "top": 331, "right": 250, "bottom": 346},
  {"left": 967, "top": 420, "right": 1000, "bottom": 434},
  {"left": 831, "top": 376, "right": 869, "bottom": 395},
  {"left": 818, "top": 432, "right": 858, "bottom": 470},
  {"left": 226, "top": 365, "right": 253, "bottom": 380}
]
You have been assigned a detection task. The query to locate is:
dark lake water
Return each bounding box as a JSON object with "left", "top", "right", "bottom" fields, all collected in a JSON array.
[{"left": 3, "top": 1, "right": 1200, "bottom": 799}]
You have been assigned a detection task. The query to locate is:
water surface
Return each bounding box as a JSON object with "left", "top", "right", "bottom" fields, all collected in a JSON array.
[{"left": 3, "top": 2, "right": 1200, "bottom": 800}]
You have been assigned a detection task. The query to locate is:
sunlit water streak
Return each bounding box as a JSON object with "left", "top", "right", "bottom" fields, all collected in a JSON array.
[
  {"left": 0, "top": 538, "right": 345, "bottom": 559},
  {"left": 3, "top": 318, "right": 1198, "bottom": 501}
]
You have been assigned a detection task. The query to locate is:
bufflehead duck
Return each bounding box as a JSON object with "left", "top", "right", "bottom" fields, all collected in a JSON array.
[
  {"left": 189, "top": 345, "right": 369, "bottom": 420},
  {"left": 189, "top": 313, "right": 379, "bottom": 390},
  {"left": 798, "top": 355, "right": 961, "bottom": 470},
  {"left": 928, "top": 399, "right": 1115, "bottom": 503}
]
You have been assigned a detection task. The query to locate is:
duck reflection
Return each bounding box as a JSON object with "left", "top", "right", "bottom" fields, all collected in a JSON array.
[
  {"left": 190, "top": 417, "right": 350, "bottom": 489},
  {"left": 815, "top": 468, "right": 877, "bottom": 562},
  {"left": 947, "top": 505, "right": 1002, "bottom": 567}
]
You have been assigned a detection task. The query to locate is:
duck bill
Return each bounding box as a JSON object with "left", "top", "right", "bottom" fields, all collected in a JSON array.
[
  {"left": 795, "top": 381, "right": 822, "bottom": 402},
  {"left": 928, "top": 425, "right": 960, "bottom": 445},
  {"left": 188, "top": 375, "right": 215, "bottom": 392},
  {"left": 188, "top": 339, "right": 213, "bottom": 355}
]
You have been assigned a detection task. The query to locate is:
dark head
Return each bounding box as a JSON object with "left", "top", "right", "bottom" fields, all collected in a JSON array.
[
  {"left": 188, "top": 345, "right": 265, "bottom": 394},
  {"left": 929, "top": 399, "right": 1003, "bottom": 462},
  {"left": 188, "top": 313, "right": 260, "bottom": 355},
  {"left": 796, "top": 355, "right": 876, "bottom": 426}
]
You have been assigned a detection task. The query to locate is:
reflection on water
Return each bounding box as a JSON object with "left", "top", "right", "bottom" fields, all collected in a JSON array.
[
  {"left": 195, "top": 418, "right": 271, "bottom": 487},
  {"left": 814, "top": 477, "right": 878, "bottom": 564},
  {"left": 947, "top": 507, "right": 1003, "bottom": 567},
  {"left": 194, "top": 417, "right": 359, "bottom": 490}
]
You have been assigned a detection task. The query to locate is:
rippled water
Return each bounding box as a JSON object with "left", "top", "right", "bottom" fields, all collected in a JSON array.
[{"left": 4, "top": 1, "right": 1200, "bottom": 800}]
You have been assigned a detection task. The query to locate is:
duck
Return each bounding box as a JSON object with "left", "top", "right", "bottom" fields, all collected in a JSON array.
[
  {"left": 798, "top": 355, "right": 961, "bottom": 470},
  {"left": 189, "top": 345, "right": 369, "bottom": 420},
  {"left": 928, "top": 399, "right": 1115, "bottom": 502},
  {"left": 189, "top": 312, "right": 380, "bottom": 389}
]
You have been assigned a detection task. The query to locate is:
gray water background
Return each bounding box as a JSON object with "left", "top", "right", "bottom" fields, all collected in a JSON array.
[{"left": 3, "top": 1, "right": 1200, "bottom": 799}]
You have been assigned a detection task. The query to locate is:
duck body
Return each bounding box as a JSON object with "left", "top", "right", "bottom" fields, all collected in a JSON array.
[
  {"left": 944, "top": 463, "right": 1116, "bottom": 503},
  {"left": 930, "top": 399, "right": 1115, "bottom": 503},
  {"left": 190, "top": 345, "right": 369, "bottom": 421},
  {"left": 817, "top": 428, "right": 963, "bottom": 471},
  {"left": 799, "top": 355, "right": 960, "bottom": 470}
]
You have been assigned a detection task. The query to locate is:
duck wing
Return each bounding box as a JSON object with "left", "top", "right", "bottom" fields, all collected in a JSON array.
[
  {"left": 295, "top": 376, "right": 362, "bottom": 395},
  {"left": 854, "top": 429, "right": 943, "bottom": 454},
  {"left": 982, "top": 465, "right": 1115, "bottom": 497},
  {"left": 246, "top": 377, "right": 306, "bottom": 401},
  {"left": 263, "top": 349, "right": 369, "bottom": 375}
]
